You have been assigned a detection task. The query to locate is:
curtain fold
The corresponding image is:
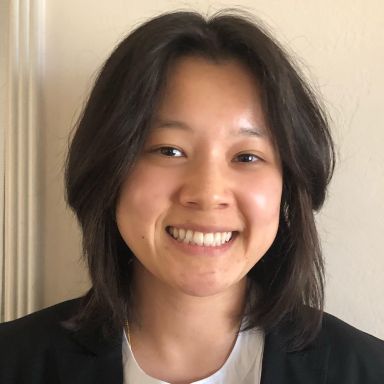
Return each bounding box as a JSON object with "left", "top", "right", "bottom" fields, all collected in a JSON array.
[{"left": 1, "top": 0, "right": 44, "bottom": 322}]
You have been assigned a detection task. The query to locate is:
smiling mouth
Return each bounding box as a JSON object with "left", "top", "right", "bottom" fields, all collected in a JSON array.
[{"left": 166, "top": 226, "right": 238, "bottom": 247}]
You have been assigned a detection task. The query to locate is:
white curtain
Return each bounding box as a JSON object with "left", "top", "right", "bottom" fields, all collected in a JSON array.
[{"left": 0, "top": 0, "right": 44, "bottom": 322}]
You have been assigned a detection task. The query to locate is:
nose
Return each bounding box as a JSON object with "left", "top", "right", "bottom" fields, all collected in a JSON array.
[{"left": 177, "top": 159, "right": 233, "bottom": 210}]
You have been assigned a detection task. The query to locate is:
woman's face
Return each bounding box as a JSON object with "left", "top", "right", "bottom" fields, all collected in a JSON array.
[{"left": 116, "top": 56, "right": 283, "bottom": 297}]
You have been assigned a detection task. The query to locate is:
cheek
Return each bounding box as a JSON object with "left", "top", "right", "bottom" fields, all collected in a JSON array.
[
  {"left": 240, "top": 172, "right": 282, "bottom": 224},
  {"left": 116, "top": 164, "right": 176, "bottom": 224},
  {"left": 116, "top": 169, "right": 164, "bottom": 254}
]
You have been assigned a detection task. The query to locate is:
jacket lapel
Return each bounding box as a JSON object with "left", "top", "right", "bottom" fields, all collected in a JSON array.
[
  {"left": 55, "top": 326, "right": 124, "bottom": 384},
  {"left": 260, "top": 327, "right": 331, "bottom": 384}
]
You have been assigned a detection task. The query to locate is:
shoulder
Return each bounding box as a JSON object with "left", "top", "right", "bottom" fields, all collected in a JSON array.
[
  {"left": 321, "top": 312, "right": 384, "bottom": 353},
  {"left": 0, "top": 298, "right": 81, "bottom": 382},
  {"left": 0, "top": 298, "right": 80, "bottom": 344},
  {"left": 263, "top": 313, "right": 384, "bottom": 384},
  {"left": 320, "top": 312, "right": 384, "bottom": 382}
]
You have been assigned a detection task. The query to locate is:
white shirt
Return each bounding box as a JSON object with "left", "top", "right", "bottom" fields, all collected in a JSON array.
[{"left": 122, "top": 326, "right": 264, "bottom": 384}]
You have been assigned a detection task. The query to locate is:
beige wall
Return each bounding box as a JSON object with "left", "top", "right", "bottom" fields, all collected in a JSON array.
[{"left": 41, "top": 0, "right": 384, "bottom": 338}]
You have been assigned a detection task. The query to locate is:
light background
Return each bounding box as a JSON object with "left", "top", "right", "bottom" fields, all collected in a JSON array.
[{"left": 41, "top": 1, "right": 383, "bottom": 338}]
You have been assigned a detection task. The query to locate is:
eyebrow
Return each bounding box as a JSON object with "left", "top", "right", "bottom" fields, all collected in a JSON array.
[{"left": 152, "top": 118, "right": 266, "bottom": 137}]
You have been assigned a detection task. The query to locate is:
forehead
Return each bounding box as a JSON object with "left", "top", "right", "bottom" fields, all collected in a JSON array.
[
  {"left": 162, "top": 55, "right": 262, "bottom": 105},
  {"left": 153, "top": 55, "right": 271, "bottom": 139}
]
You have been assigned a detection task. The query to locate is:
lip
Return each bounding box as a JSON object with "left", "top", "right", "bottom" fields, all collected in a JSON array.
[{"left": 165, "top": 226, "right": 238, "bottom": 256}]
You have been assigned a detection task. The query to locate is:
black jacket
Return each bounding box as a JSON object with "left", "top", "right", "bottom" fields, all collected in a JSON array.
[{"left": 0, "top": 298, "right": 383, "bottom": 383}]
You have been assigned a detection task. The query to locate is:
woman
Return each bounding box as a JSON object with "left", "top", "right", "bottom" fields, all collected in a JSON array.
[{"left": 0, "top": 10, "right": 383, "bottom": 384}]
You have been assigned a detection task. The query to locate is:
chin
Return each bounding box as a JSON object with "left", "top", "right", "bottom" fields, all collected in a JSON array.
[{"left": 175, "top": 276, "right": 237, "bottom": 298}]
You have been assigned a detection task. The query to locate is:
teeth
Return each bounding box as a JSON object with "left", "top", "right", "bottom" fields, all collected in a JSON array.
[
  {"left": 168, "top": 227, "right": 233, "bottom": 247},
  {"left": 203, "top": 233, "right": 214, "bottom": 246},
  {"left": 214, "top": 232, "right": 221, "bottom": 246},
  {"left": 186, "top": 230, "right": 193, "bottom": 242},
  {"left": 193, "top": 231, "right": 204, "bottom": 245}
]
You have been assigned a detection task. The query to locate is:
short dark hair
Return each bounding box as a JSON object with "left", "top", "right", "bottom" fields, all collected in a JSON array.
[{"left": 65, "top": 10, "right": 335, "bottom": 350}]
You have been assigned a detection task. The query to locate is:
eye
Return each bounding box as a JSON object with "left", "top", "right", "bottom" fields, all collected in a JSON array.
[
  {"left": 234, "top": 153, "right": 261, "bottom": 163},
  {"left": 152, "top": 146, "right": 184, "bottom": 157}
]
